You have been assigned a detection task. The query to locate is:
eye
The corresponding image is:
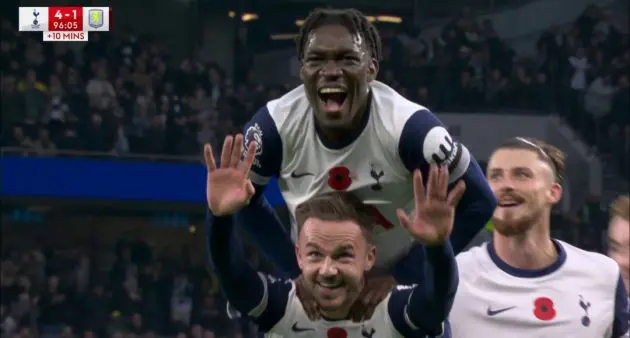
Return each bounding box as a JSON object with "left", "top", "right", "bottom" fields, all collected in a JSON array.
[
  {"left": 336, "top": 252, "right": 354, "bottom": 260},
  {"left": 488, "top": 172, "right": 501, "bottom": 180},
  {"left": 307, "top": 251, "right": 322, "bottom": 258}
]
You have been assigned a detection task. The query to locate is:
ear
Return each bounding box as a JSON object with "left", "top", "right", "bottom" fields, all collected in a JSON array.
[
  {"left": 547, "top": 182, "right": 563, "bottom": 204},
  {"left": 364, "top": 244, "right": 377, "bottom": 272},
  {"left": 367, "top": 58, "right": 379, "bottom": 82},
  {"left": 299, "top": 63, "right": 306, "bottom": 81}
]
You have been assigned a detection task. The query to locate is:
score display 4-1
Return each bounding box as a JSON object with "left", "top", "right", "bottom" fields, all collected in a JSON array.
[{"left": 48, "top": 6, "right": 83, "bottom": 31}]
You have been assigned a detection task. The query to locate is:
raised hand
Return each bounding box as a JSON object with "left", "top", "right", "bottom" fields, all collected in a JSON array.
[
  {"left": 395, "top": 165, "right": 466, "bottom": 246},
  {"left": 204, "top": 134, "right": 257, "bottom": 216}
]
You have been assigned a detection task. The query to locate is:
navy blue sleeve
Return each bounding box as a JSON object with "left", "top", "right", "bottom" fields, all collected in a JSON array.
[
  {"left": 391, "top": 244, "right": 426, "bottom": 285},
  {"left": 242, "top": 106, "right": 283, "bottom": 185},
  {"left": 398, "top": 109, "right": 497, "bottom": 255},
  {"left": 387, "top": 242, "right": 458, "bottom": 337},
  {"left": 233, "top": 106, "right": 300, "bottom": 278},
  {"left": 612, "top": 274, "right": 629, "bottom": 338},
  {"left": 206, "top": 213, "right": 291, "bottom": 332}
]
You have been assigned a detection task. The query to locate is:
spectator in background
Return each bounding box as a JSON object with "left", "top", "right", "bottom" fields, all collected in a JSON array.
[
  {"left": 19, "top": 68, "right": 47, "bottom": 124},
  {"left": 86, "top": 66, "right": 116, "bottom": 112}
]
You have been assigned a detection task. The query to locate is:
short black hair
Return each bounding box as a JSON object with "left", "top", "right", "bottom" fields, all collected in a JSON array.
[
  {"left": 296, "top": 8, "right": 382, "bottom": 62},
  {"left": 496, "top": 137, "right": 566, "bottom": 184}
]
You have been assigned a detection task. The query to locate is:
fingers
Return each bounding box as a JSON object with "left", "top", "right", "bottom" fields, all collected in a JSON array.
[
  {"left": 241, "top": 141, "right": 257, "bottom": 177},
  {"left": 447, "top": 180, "right": 467, "bottom": 207},
  {"left": 203, "top": 144, "right": 216, "bottom": 172},
  {"left": 230, "top": 134, "right": 244, "bottom": 168},
  {"left": 220, "top": 135, "right": 233, "bottom": 168},
  {"left": 396, "top": 208, "right": 412, "bottom": 230},
  {"left": 425, "top": 164, "right": 438, "bottom": 199},
  {"left": 437, "top": 165, "right": 449, "bottom": 199},
  {"left": 426, "top": 164, "right": 448, "bottom": 201},
  {"left": 245, "top": 180, "right": 255, "bottom": 196},
  {"left": 411, "top": 170, "right": 426, "bottom": 206}
]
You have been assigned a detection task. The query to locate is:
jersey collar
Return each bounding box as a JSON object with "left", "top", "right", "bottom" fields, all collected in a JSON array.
[{"left": 487, "top": 239, "right": 567, "bottom": 278}]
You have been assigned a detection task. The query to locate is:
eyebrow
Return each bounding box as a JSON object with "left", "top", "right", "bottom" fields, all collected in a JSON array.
[{"left": 305, "top": 243, "right": 354, "bottom": 251}]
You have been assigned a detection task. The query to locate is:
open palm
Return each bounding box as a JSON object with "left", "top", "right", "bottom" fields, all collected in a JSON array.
[
  {"left": 204, "top": 134, "right": 257, "bottom": 216},
  {"left": 396, "top": 165, "right": 466, "bottom": 246}
]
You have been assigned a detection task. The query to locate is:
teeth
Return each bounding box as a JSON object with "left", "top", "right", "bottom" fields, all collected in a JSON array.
[
  {"left": 319, "top": 88, "right": 346, "bottom": 94},
  {"left": 318, "top": 281, "right": 343, "bottom": 288}
]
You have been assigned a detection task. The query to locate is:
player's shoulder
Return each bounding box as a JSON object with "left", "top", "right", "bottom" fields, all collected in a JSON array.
[
  {"left": 559, "top": 240, "right": 619, "bottom": 277},
  {"left": 264, "top": 84, "right": 311, "bottom": 132},
  {"left": 370, "top": 80, "right": 432, "bottom": 127},
  {"left": 455, "top": 244, "right": 491, "bottom": 281}
]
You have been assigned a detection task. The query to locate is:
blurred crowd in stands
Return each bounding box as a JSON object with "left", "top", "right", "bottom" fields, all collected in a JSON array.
[
  {"left": 1, "top": 3, "right": 628, "bottom": 338},
  {"left": 1, "top": 233, "right": 256, "bottom": 338}
]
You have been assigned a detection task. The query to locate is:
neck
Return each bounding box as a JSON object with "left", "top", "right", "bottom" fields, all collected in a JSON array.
[
  {"left": 493, "top": 215, "right": 558, "bottom": 270},
  {"left": 320, "top": 306, "right": 351, "bottom": 320}
]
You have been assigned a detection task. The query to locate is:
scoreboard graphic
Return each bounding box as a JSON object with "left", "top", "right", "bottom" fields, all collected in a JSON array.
[{"left": 18, "top": 6, "right": 111, "bottom": 41}]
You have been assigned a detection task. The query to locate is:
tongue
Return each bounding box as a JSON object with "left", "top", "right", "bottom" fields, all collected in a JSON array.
[{"left": 323, "top": 99, "right": 342, "bottom": 112}]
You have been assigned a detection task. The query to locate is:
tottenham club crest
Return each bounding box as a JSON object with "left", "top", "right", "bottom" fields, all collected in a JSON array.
[{"left": 244, "top": 123, "right": 263, "bottom": 167}]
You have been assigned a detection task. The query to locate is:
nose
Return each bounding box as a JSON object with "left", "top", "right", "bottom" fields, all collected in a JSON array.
[
  {"left": 318, "top": 257, "right": 338, "bottom": 277},
  {"left": 319, "top": 61, "right": 343, "bottom": 78}
]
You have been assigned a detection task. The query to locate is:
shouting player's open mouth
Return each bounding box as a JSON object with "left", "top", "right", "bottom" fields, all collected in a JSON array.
[{"left": 318, "top": 87, "right": 349, "bottom": 114}]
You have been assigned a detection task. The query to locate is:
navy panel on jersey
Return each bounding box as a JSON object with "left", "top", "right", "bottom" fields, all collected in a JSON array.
[
  {"left": 254, "top": 274, "right": 293, "bottom": 332},
  {"left": 243, "top": 105, "right": 283, "bottom": 182},
  {"left": 613, "top": 274, "right": 629, "bottom": 337},
  {"left": 398, "top": 109, "right": 496, "bottom": 254}
]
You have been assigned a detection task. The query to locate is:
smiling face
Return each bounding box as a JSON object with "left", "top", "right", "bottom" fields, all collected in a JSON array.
[
  {"left": 486, "top": 148, "right": 562, "bottom": 236},
  {"left": 300, "top": 24, "right": 377, "bottom": 133},
  {"left": 296, "top": 217, "right": 375, "bottom": 318}
]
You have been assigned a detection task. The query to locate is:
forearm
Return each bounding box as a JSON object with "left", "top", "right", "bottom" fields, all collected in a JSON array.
[
  {"left": 234, "top": 189, "right": 300, "bottom": 278},
  {"left": 450, "top": 161, "right": 496, "bottom": 254},
  {"left": 407, "top": 242, "right": 458, "bottom": 333},
  {"left": 206, "top": 213, "right": 266, "bottom": 314},
  {"left": 391, "top": 244, "right": 426, "bottom": 285}
]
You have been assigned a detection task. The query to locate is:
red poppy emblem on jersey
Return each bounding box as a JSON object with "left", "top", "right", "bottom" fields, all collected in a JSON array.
[
  {"left": 533, "top": 296, "right": 556, "bottom": 321},
  {"left": 327, "top": 327, "right": 348, "bottom": 338},
  {"left": 328, "top": 166, "right": 352, "bottom": 190}
]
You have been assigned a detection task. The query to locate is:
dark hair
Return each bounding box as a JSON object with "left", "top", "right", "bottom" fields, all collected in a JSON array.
[
  {"left": 495, "top": 137, "right": 566, "bottom": 183},
  {"left": 296, "top": 8, "right": 382, "bottom": 62},
  {"left": 294, "top": 191, "right": 375, "bottom": 244}
]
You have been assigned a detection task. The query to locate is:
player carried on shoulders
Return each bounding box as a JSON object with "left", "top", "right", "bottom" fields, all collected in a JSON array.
[
  {"left": 204, "top": 134, "right": 463, "bottom": 337},
  {"left": 211, "top": 7, "right": 496, "bottom": 320}
]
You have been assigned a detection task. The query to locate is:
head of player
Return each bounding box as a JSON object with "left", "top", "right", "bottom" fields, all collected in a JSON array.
[
  {"left": 294, "top": 192, "right": 376, "bottom": 319},
  {"left": 297, "top": 8, "right": 381, "bottom": 134},
  {"left": 486, "top": 138, "right": 565, "bottom": 265},
  {"left": 608, "top": 195, "right": 629, "bottom": 293}
]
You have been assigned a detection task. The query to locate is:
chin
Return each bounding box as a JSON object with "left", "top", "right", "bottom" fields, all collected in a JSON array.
[
  {"left": 493, "top": 206, "right": 535, "bottom": 236},
  {"left": 314, "top": 287, "right": 350, "bottom": 311}
]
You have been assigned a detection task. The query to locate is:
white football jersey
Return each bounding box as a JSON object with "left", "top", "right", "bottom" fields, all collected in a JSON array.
[
  {"left": 246, "top": 273, "right": 446, "bottom": 338},
  {"left": 243, "top": 81, "right": 473, "bottom": 269},
  {"left": 449, "top": 240, "right": 630, "bottom": 338}
]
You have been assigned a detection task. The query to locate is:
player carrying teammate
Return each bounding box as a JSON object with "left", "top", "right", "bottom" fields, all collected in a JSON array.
[
  {"left": 226, "top": 8, "right": 495, "bottom": 315},
  {"left": 448, "top": 137, "right": 629, "bottom": 337},
  {"left": 204, "top": 134, "right": 462, "bottom": 337}
]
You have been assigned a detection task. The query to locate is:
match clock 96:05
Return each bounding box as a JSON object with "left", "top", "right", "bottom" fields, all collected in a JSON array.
[{"left": 48, "top": 6, "right": 83, "bottom": 31}]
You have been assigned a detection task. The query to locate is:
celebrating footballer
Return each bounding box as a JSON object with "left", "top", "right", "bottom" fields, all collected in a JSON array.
[
  {"left": 204, "top": 134, "right": 463, "bottom": 337},
  {"left": 214, "top": 7, "right": 496, "bottom": 319}
]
